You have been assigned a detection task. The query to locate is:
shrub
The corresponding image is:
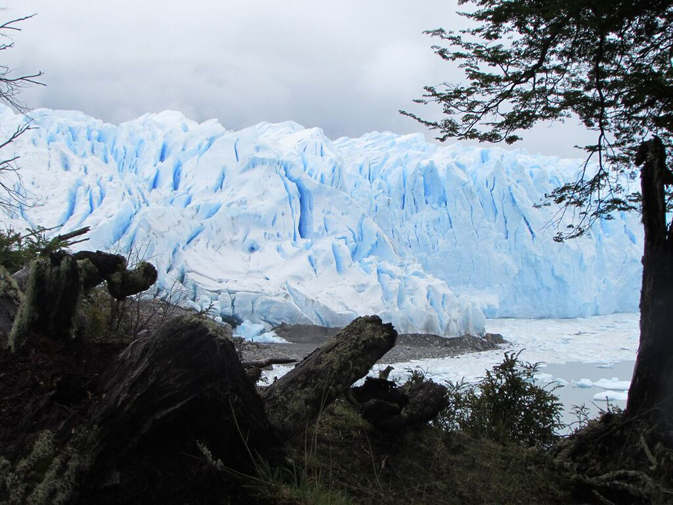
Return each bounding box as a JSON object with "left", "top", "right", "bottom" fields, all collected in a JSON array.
[
  {"left": 0, "top": 227, "right": 54, "bottom": 274},
  {"left": 437, "top": 351, "right": 563, "bottom": 447}
]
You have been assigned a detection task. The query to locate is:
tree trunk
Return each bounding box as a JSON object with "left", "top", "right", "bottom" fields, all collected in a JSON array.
[
  {"left": 262, "top": 315, "right": 397, "bottom": 438},
  {"left": 627, "top": 137, "right": 673, "bottom": 420}
]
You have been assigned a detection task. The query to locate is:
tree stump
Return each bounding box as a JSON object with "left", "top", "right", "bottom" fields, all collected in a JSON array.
[
  {"left": 262, "top": 315, "right": 397, "bottom": 438},
  {"left": 9, "top": 251, "right": 81, "bottom": 351},
  {"left": 0, "top": 316, "right": 277, "bottom": 505},
  {"left": 8, "top": 250, "right": 158, "bottom": 353},
  {"left": 76, "top": 316, "right": 275, "bottom": 503}
]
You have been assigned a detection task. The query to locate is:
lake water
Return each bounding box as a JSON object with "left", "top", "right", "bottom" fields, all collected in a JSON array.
[{"left": 536, "top": 360, "right": 634, "bottom": 430}]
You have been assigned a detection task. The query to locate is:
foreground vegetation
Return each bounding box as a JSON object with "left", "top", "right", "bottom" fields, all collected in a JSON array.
[{"left": 0, "top": 232, "right": 671, "bottom": 504}]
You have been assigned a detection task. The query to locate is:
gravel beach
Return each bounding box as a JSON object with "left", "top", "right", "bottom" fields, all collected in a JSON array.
[{"left": 239, "top": 322, "right": 505, "bottom": 365}]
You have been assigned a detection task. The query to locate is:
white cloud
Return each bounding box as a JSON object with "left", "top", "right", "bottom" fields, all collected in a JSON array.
[{"left": 1, "top": 0, "right": 593, "bottom": 158}]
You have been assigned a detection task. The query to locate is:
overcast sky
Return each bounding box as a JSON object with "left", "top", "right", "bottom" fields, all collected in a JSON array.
[{"left": 2, "top": 1, "right": 592, "bottom": 158}]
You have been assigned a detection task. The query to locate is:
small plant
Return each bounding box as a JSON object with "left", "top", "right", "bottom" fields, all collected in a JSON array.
[
  {"left": 437, "top": 351, "right": 563, "bottom": 447},
  {"left": 569, "top": 404, "right": 591, "bottom": 431},
  {"left": 0, "top": 226, "right": 53, "bottom": 273}
]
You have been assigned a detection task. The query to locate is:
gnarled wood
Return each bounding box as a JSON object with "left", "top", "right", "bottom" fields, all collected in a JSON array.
[
  {"left": 9, "top": 251, "right": 158, "bottom": 353},
  {"left": 75, "top": 316, "right": 275, "bottom": 502},
  {"left": 73, "top": 250, "right": 157, "bottom": 300},
  {"left": 262, "top": 315, "right": 397, "bottom": 438}
]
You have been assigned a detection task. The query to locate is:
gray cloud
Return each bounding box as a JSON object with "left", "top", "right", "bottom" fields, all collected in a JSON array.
[{"left": 2, "top": 0, "right": 593, "bottom": 158}]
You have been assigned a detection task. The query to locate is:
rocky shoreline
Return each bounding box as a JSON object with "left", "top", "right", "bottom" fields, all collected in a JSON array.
[{"left": 239, "top": 322, "right": 506, "bottom": 365}]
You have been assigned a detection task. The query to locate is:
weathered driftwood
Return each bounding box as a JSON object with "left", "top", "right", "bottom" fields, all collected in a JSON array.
[
  {"left": 73, "top": 316, "right": 275, "bottom": 502},
  {"left": 351, "top": 377, "right": 448, "bottom": 431},
  {"left": 8, "top": 250, "right": 157, "bottom": 353},
  {"left": 262, "top": 315, "right": 397, "bottom": 438}
]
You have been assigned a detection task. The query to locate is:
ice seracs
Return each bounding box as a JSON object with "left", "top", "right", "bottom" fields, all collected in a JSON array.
[{"left": 0, "top": 106, "right": 643, "bottom": 335}]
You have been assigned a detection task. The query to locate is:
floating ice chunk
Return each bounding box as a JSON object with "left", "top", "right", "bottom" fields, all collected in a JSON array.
[
  {"left": 233, "top": 320, "right": 266, "bottom": 340},
  {"left": 233, "top": 321, "right": 289, "bottom": 343},
  {"left": 593, "top": 391, "right": 628, "bottom": 401},
  {"left": 534, "top": 373, "right": 554, "bottom": 383},
  {"left": 255, "top": 331, "right": 290, "bottom": 344},
  {"left": 594, "top": 378, "right": 631, "bottom": 391},
  {"left": 535, "top": 373, "right": 569, "bottom": 388},
  {"left": 573, "top": 379, "right": 594, "bottom": 388}
]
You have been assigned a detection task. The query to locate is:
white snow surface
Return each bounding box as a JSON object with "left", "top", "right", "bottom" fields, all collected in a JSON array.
[{"left": 0, "top": 106, "right": 643, "bottom": 334}]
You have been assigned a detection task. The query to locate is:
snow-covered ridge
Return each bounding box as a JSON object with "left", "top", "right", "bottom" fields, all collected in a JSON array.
[{"left": 0, "top": 106, "right": 643, "bottom": 335}]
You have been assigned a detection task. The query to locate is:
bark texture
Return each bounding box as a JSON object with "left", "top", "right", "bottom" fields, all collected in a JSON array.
[
  {"left": 76, "top": 316, "right": 275, "bottom": 503},
  {"left": 9, "top": 252, "right": 81, "bottom": 351},
  {"left": 628, "top": 137, "right": 673, "bottom": 420},
  {"left": 262, "top": 315, "right": 397, "bottom": 438},
  {"left": 0, "top": 266, "right": 21, "bottom": 349}
]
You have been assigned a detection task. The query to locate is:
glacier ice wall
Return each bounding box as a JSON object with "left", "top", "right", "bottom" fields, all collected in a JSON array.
[{"left": 0, "top": 106, "right": 643, "bottom": 334}]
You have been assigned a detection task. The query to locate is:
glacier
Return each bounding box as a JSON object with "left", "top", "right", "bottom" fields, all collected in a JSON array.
[{"left": 0, "top": 106, "right": 643, "bottom": 335}]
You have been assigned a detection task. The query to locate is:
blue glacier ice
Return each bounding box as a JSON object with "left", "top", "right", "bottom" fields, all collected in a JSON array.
[{"left": 0, "top": 106, "right": 643, "bottom": 335}]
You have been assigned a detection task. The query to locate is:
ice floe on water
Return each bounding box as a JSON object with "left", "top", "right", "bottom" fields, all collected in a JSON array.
[{"left": 593, "top": 391, "right": 629, "bottom": 402}]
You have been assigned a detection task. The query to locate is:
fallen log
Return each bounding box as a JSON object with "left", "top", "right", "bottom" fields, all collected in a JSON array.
[
  {"left": 241, "top": 357, "right": 298, "bottom": 368},
  {"left": 242, "top": 357, "right": 298, "bottom": 383},
  {"left": 262, "top": 315, "right": 397, "bottom": 438}
]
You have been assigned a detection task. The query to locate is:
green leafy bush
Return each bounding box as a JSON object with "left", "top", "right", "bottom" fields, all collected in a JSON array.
[
  {"left": 0, "top": 227, "right": 54, "bottom": 274},
  {"left": 437, "top": 352, "right": 563, "bottom": 447}
]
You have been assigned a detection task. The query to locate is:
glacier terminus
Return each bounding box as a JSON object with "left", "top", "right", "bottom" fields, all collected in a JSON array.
[{"left": 0, "top": 106, "right": 643, "bottom": 336}]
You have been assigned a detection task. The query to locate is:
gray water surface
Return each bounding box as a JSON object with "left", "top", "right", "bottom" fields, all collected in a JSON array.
[{"left": 536, "top": 360, "right": 635, "bottom": 431}]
